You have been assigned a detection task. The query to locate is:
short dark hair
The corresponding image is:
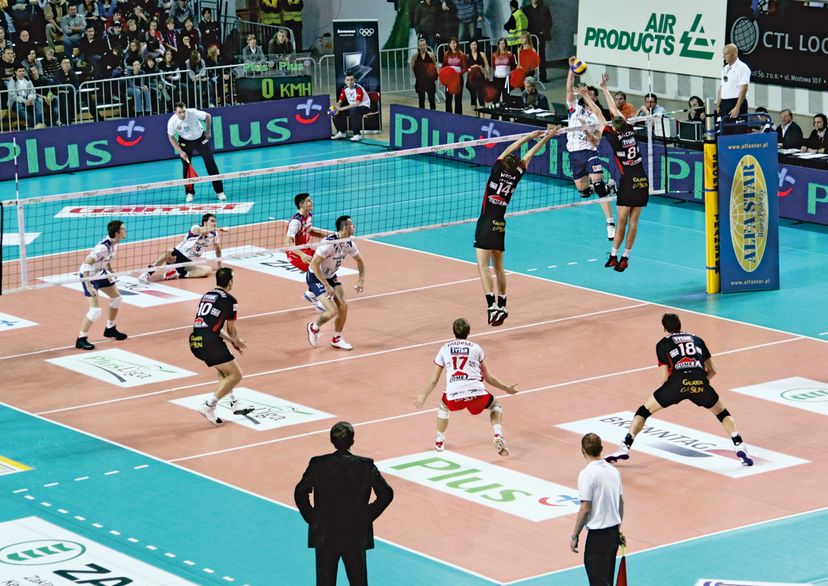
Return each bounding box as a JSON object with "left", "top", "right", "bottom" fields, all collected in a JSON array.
[
  {"left": 330, "top": 421, "right": 354, "bottom": 450},
  {"left": 107, "top": 220, "right": 124, "bottom": 238},
  {"left": 215, "top": 267, "right": 233, "bottom": 287},
  {"left": 510, "top": 0, "right": 518, "bottom": 8},
  {"left": 581, "top": 433, "right": 603, "bottom": 457},
  {"left": 294, "top": 192, "right": 310, "bottom": 209},
  {"left": 335, "top": 215, "right": 351, "bottom": 231},
  {"left": 662, "top": 313, "right": 682, "bottom": 333},
  {"left": 688, "top": 95, "right": 703, "bottom": 108},
  {"left": 587, "top": 85, "right": 598, "bottom": 96},
  {"left": 614, "top": 91, "right": 627, "bottom": 100},
  {"left": 453, "top": 318, "right": 470, "bottom": 339},
  {"left": 645, "top": 92, "right": 658, "bottom": 102},
  {"left": 815, "top": 113, "right": 827, "bottom": 126},
  {"left": 175, "top": 101, "right": 186, "bottom": 110},
  {"left": 755, "top": 106, "right": 768, "bottom": 114},
  {"left": 201, "top": 213, "right": 215, "bottom": 226},
  {"left": 500, "top": 153, "right": 518, "bottom": 172}
]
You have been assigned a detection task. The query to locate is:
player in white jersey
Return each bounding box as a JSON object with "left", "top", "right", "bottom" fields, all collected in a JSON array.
[
  {"left": 565, "top": 58, "right": 616, "bottom": 241},
  {"left": 75, "top": 220, "right": 129, "bottom": 350},
  {"left": 415, "top": 318, "right": 518, "bottom": 456},
  {"left": 140, "top": 213, "right": 223, "bottom": 283},
  {"left": 305, "top": 215, "right": 366, "bottom": 351}
]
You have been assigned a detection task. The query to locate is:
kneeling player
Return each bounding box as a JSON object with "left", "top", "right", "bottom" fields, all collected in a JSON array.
[
  {"left": 189, "top": 267, "right": 253, "bottom": 426},
  {"left": 140, "top": 214, "right": 223, "bottom": 283},
  {"left": 415, "top": 318, "right": 518, "bottom": 455}
]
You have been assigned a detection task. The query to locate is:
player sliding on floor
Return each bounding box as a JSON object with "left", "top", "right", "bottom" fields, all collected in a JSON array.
[
  {"left": 576, "top": 75, "right": 650, "bottom": 272},
  {"left": 474, "top": 130, "right": 554, "bottom": 327},
  {"left": 140, "top": 214, "right": 225, "bottom": 283}
]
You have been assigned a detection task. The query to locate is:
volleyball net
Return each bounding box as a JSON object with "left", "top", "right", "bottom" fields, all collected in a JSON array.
[{"left": 0, "top": 117, "right": 665, "bottom": 294}]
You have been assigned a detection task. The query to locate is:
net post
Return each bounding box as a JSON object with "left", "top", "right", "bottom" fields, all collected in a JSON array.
[
  {"left": 646, "top": 117, "right": 655, "bottom": 194},
  {"left": 13, "top": 137, "right": 29, "bottom": 289},
  {"left": 703, "top": 98, "right": 720, "bottom": 294}
]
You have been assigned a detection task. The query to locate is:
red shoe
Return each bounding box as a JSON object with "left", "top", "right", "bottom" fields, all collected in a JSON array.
[
  {"left": 604, "top": 254, "right": 618, "bottom": 268},
  {"left": 614, "top": 256, "right": 629, "bottom": 272}
]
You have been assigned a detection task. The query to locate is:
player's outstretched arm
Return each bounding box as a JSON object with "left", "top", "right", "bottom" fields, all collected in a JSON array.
[
  {"left": 565, "top": 58, "right": 576, "bottom": 103},
  {"left": 575, "top": 85, "right": 606, "bottom": 128},
  {"left": 499, "top": 129, "right": 543, "bottom": 161},
  {"left": 521, "top": 131, "right": 554, "bottom": 166},
  {"left": 415, "top": 364, "right": 443, "bottom": 407},
  {"left": 482, "top": 363, "right": 518, "bottom": 394},
  {"left": 600, "top": 73, "right": 623, "bottom": 120}
]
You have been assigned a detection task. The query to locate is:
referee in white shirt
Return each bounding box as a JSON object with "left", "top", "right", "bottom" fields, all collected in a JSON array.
[
  {"left": 167, "top": 102, "right": 226, "bottom": 203},
  {"left": 571, "top": 433, "right": 624, "bottom": 586},
  {"left": 717, "top": 44, "right": 750, "bottom": 121}
]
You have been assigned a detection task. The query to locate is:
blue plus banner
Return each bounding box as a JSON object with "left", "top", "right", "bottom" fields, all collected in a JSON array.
[
  {"left": 0, "top": 96, "right": 331, "bottom": 181},
  {"left": 717, "top": 133, "right": 780, "bottom": 293}
]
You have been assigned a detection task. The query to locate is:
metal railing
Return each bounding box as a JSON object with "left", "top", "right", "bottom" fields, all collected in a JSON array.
[{"left": 1, "top": 83, "right": 77, "bottom": 131}]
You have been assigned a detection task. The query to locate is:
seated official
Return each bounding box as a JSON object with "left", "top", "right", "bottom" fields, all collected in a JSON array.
[
  {"left": 802, "top": 113, "right": 827, "bottom": 153},
  {"left": 637, "top": 93, "right": 666, "bottom": 116},
  {"left": 688, "top": 96, "right": 705, "bottom": 122},
  {"left": 522, "top": 76, "right": 549, "bottom": 110},
  {"left": 776, "top": 108, "right": 803, "bottom": 149},
  {"left": 330, "top": 73, "right": 371, "bottom": 142},
  {"left": 614, "top": 90, "right": 637, "bottom": 119}
]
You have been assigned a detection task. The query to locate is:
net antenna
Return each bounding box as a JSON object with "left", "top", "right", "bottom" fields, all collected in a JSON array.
[{"left": 13, "top": 136, "right": 29, "bottom": 288}]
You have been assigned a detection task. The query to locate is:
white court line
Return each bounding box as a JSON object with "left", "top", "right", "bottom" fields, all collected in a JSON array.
[
  {"left": 502, "top": 504, "right": 828, "bottom": 585},
  {"left": 169, "top": 336, "right": 801, "bottom": 463},
  {"left": 0, "top": 401, "right": 502, "bottom": 585},
  {"left": 0, "top": 276, "right": 481, "bottom": 362},
  {"left": 36, "top": 302, "right": 647, "bottom": 415}
]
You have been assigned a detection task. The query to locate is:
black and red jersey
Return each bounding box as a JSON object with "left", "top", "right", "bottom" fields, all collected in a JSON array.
[
  {"left": 479, "top": 159, "right": 526, "bottom": 221},
  {"left": 656, "top": 332, "right": 712, "bottom": 379},
  {"left": 193, "top": 288, "right": 238, "bottom": 335}
]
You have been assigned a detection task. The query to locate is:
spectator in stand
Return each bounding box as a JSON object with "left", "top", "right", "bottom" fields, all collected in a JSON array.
[
  {"left": 100, "top": 43, "right": 124, "bottom": 78},
  {"left": 524, "top": 0, "right": 551, "bottom": 82},
  {"left": 161, "top": 18, "right": 179, "bottom": 61},
  {"left": 637, "top": 92, "right": 665, "bottom": 116},
  {"left": 516, "top": 31, "right": 537, "bottom": 77},
  {"left": 29, "top": 67, "right": 59, "bottom": 126},
  {"left": 157, "top": 0, "right": 173, "bottom": 17},
  {"left": 144, "top": 54, "right": 170, "bottom": 109},
  {"left": 613, "top": 91, "right": 636, "bottom": 119},
  {"left": 177, "top": 34, "right": 194, "bottom": 66},
  {"left": 199, "top": 8, "right": 220, "bottom": 51},
  {"left": 159, "top": 48, "right": 182, "bottom": 98},
  {"left": 451, "top": 0, "right": 483, "bottom": 43},
  {"left": 53, "top": 56, "right": 80, "bottom": 124},
  {"left": 268, "top": 27, "right": 293, "bottom": 56},
  {"left": 78, "top": 25, "right": 105, "bottom": 77},
  {"left": 688, "top": 95, "right": 704, "bottom": 122},
  {"left": 281, "top": 0, "right": 303, "bottom": 52},
  {"left": 123, "top": 38, "right": 143, "bottom": 68},
  {"left": 79, "top": 0, "right": 101, "bottom": 33},
  {"left": 465, "top": 37, "right": 488, "bottom": 108},
  {"left": 259, "top": 0, "right": 282, "bottom": 28},
  {"left": 169, "top": 0, "right": 195, "bottom": 31},
  {"left": 10, "top": 0, "right": 44, "bottom": 44},
  {"left": 8, "top": 66, "right": 45, "bottom": 128},
  {"left": 521, "top": 76, "right": 548, "bottom": 110},
  {"left": 411, "top": 36, "right": 437, "bottom": 110},
  {"left": 180, "top": 17, "right": 199, "bottom": 50},
  {"left": 802, "top": 113, "right": 828, "bottom": 154},
  {"left": 414, "top": 0, "right": 444, "bottom": 50},
  {"left": 331, "top": 72, "right": 371, "bottom": 142},
  {"left": 44, "top": 0, "right": 69, "bottom": 50},
  {"left": 1, "top": 48, "right": 18, "bottom": 80},
  {"left": 21, "top": 48, "right": 42, "bottom": 77},
  {"left": 205, "top": 45, "right": 228, "bottom": 105},
  {"left": 98, "top": 0, "right": 116, "bottom": 24},
  {"left": 0, "top": 28, "right": 10, "bottom": 54},
  {"left": 776, "top": 108, "right": 803, "bottom": 150},
  {"left": 14, "top": 29, "right": 36, "bottom": 64},
  {"left": 186, "top": 48, "right": 208, "bottom": 107},
  {"left": 144, "top": 19, "right": 164, "bottom": 59},
  {"left": 41, "top": 45, "right": 61, "bottom": 81},
  {"left": 107, "top": 20, "right": 126, "bottom": 53},
  {"left": 242, "top": 33, "right": 266, "bottom": 64},
  {"left": 754, "top": 107, "right": 774, "bottom": 133},
  {"left": 441, "top": 36, "right": 466, "bottom": 114},
  {"left": 491, "top": 37, "right": 514, "bottom": 104},
  {"left": 132, "top": 5, "right": 151, "bottom": 33},
  {"left": 126, "top": 59, "right": 152, "bottom": 115},
  {"left": 104, "top": 7, "right": 124, "bottom": 31},
  {"left": 61, "top": 4, "right": 86, "bottom": 58},
  {"left": 124, "top": 18, "right": 143, "bottom": 45}
]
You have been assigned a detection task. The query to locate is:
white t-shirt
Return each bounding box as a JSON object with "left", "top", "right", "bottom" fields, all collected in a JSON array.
[
  {"left": 175, "top": 226, "right": 219, "bottom": 259},
  {"left": 79, "top": 237, "right": 116, "bottom": 275},
  {"left": 310, "top": 234, "right": 359, "bottom": 279},
  {"left": 434, "top": 339, "right": 487, "bottom": 401},
  {"left": 577, "top": 460, "right": 623, "bottom": 530},
  {"left": 567, "top": 99, "right": 599, "bottom": 152},
  {"left": 720, "top": 59, "right": 751, "bottom": 100},
  {"left": 167, "top": 108, "right": 208, "bottom": 140}
]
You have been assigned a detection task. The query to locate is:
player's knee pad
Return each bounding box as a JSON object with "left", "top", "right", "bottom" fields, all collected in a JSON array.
[
  {"left": 86, "top": 307, "right": 102, "bottom": 322},
  {"left": 489, "top": 400, "right": 502, "bottom": 414},
  {"left": 578, "top": 186, "right": 593, "bottom": 199},
  {"left": 109, "top": 296, "right": 122, "bottom": 309},
  {"left": 716, "top": 408, "right": 731, "bottom": 422},
  {"left": 634, "top": 405, "right": 651, "bottom": 421},
  {"left": 437, "top": 404, "right": 450, "bottom": 420},
  {"left": 592, "top": 180, "right": 608, "bottom": 197}
]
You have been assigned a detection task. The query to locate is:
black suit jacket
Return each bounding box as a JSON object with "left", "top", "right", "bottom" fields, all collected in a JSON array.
[
  {"left": 294, "top": 449, "right": 394, "bottom": 552},
  {"left": 777, "top": 121, "right": 803, "bottom": 149}
]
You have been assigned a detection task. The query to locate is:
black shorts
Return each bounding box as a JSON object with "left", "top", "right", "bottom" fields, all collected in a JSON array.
[
  {"left": 189, "top": 332, "right": 234, "bottom": 367},
  {"left": 617, "top": 170, "right": 650, "bottom": 207},
  {"left": 172, "top": 248, "right": 192, "bottom": 278},
  {"left": 654, "top": 376, "right": 720, "bottom": 409},
  {"left": 473, "top": 217, "right": 506, "bottom": 251}
]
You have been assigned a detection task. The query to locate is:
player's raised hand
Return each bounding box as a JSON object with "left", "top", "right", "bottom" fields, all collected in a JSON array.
[
  {"left": 529, "top": 129, "right": 544, "bottom": 139},
  {"left": 600, "top": 73, "right": 609, "bottom": 88}
]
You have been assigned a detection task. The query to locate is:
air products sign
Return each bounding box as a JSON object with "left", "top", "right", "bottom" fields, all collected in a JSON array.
[{"left": 577, "top": 0, "right": 726, "bottom": 78}]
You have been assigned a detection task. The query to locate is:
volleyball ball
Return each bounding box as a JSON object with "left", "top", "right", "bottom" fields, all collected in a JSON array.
[
  {"left": 570, "top": 57, "right": 587, "bottom": 75},
  {"left": 327, "top": 105, "right": 337, "bottom": 117}
]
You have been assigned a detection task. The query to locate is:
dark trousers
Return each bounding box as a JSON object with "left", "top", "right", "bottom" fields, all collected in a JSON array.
[
  {"left": 418, "top": 88, "right": 436, "bottom": 109},
  {"left": 535, "top": 36, "right": 548, "bottom": 81},
  {"left": 315, "top": 547, "right": 367, "bottom": 586},
  {"left": 719, "top": 97, "right": 748, "bottom": 119},
  {"left": 445, "top": 92, "right": 462, "bottom": 115},
  {"left": 468, "top": 86, "right": 484, "bottom": 108},
  {"left": 333, "top": 105, "right": 370, "bottom": 135},
  {"left": 584, "top": 525, "right": 620, "bottom": 586},
  {"left": 179, "top": 134, "right": 224, "bottom": 195}
]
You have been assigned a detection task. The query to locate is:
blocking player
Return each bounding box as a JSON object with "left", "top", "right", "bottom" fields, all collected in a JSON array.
[
  {"left": 475, "top": 130, "right": 553, "bottom": 327},
  {"left": 577, "top": 75, "right": 650, "bottom": 272},
  {"left": 305, "top": 215, "right": 366, "bottom": 351},
  {"left": 284, "top": 193, "right": 327, "bottom": 312},
  {"left": 605, "top": 313, "right": 753, "bottom": 466},
  {"left": 189, "top": 267, "right": 253, "bottom": 426},
  {"left": 140, "top": 213, "right": 223, "bottom": 283},
  {"left": 75, "top": 220, "right": 129, "bottom": 351},
  {"left": 565, "top": 58, "right": 616, "bottom": 241},
  {"left": 415, "top": 317, "right": 518, "bottom": 456}
]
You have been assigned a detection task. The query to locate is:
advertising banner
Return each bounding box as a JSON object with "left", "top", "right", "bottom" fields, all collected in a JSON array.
[
  {"left": 333, "top": 20, "right": 381, "bottom": 94},
  {"left": 576, "top": 0, "right": 726, "bottom": 78},
  {"left": 717, "top": 132, "right": 779, "bottom": 292},
  {"left": 726, "top": 1, "right": 828, "bottom": 90},
  {"left": 0, "top": 96, "right": 332, "bottom": 181}
]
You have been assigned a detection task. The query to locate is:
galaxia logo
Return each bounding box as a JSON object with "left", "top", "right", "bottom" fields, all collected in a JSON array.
[
  {"left": 0, "top": 540, "right": 86, "bottom": 566},
  {"left": 115, "top": 120, "right": 145, "bottom": 147},
  {"left": 81, "top": 355, "right": 178, "bottom": 383},
  {"left": 295, "top": 99, "right": 323, "bottom": 124},
  {"left": 781, "top": 388, "right": 828, "bottom": 403},
  {"left": 729, "top": 154, "right": 769, "bottom": 272}
]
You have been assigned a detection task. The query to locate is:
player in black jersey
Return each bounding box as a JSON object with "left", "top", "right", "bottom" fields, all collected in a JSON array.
[
  {"left": 605, "top": 313, "right": 753, "bottom": 466},
  {"left": 188, "top": 267, "right": 253, "bottom": 426},
  {"left": 577, "top": 74, "right": 650, "bottom": 272},
  {"left": 474, "top": 130, "right": 553, "bottom": 327}
]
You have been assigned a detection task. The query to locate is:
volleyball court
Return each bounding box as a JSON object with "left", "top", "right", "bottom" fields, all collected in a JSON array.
[{"left": 1, "top": 128, "right": 827, "bottom": 585}]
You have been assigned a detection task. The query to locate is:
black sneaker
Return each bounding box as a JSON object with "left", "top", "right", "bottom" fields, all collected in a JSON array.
[
  {"left": 103, "top": 326, "right": 128, "bottom": 341},
  {"left": 614, "top": 257, "right": 629, "bottom": 272},
  {"left": 605, "top": 255, "right": 618, "bottom": 268},
  {"left": 490, "top": 307, "right": 508, "bottom": 327},
  {"left": 75, "top": 336, "right": 95, "bottom": 350}
]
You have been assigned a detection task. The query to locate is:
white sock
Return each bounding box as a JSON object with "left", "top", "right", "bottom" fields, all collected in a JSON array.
[
  {"left": 607, "top": 217, "right": 615, "bottom": 224},
  {"left": 436, "top": 432, "right": 446, "bottom": 441},
  {"left": 79, "top": 331, "right": 87, "bottom": 338},
  {"left": 334, "top": 331, "right": 342, "bottom": 338},
  {"left": 623, "top": 249, "right": 632, "bottom": 258},
  {"left": 493, "top": 424, "right": 503, "bottom": 436},
  {"left": 226, "top": 393, "right": 236, "bottom": 404},
  {"left": 611, "top": 248, "right": 618, "bottom": 256},
  {"left": 207, "top": 394, "right": 218, "bottom": 407},
  {"left": 106, "top": 320, "right": 115, "bottom": 328}
]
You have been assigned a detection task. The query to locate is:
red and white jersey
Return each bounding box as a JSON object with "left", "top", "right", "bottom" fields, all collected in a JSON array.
[
  {"left": 339, "top": 84, "right": 371, "bottom": 108},
  {"left": 434, "top": 339, "right": 487, "bottom": 401},
  {"left": 287, "top": 211, "right": 313, "bottom": 246},
  {"left": 174, "top": 225, "right": 219, "bottom": 259}
]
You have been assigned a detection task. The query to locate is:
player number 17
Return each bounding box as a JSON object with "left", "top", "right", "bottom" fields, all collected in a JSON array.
[{"left": 452, "top": 356, "right": 468, "bottom": 370}]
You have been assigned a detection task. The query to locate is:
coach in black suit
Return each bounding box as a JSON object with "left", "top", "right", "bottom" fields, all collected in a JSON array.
[{"left": 295, "top": 421, "right": 394, "bottom": 586}]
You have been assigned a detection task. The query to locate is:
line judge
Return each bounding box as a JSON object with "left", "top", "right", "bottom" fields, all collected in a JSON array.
[{"left": 167, "top": 101, "right": 227, "bottom": 203}]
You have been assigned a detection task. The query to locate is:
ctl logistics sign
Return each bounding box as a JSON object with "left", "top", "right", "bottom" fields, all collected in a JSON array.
[
  {"left": 0, "top": 96, "right": 331, "bottom": 180},
  {"left": 577, "top": 0, "right": 726, "bottom": 77}
]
